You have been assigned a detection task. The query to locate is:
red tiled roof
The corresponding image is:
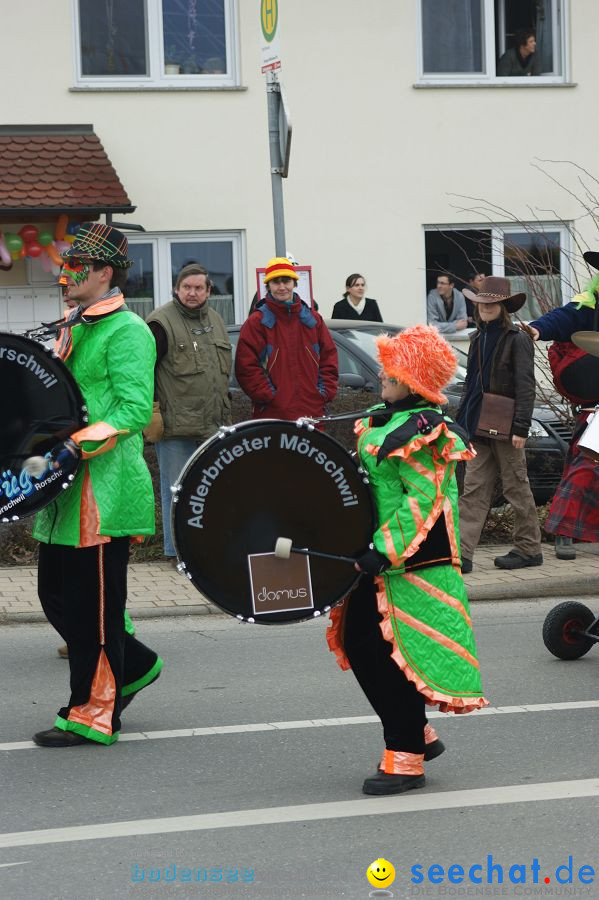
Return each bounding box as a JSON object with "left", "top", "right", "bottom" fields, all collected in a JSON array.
[{"left": 0, "top": 127, "right": 134, "bottom": 213}]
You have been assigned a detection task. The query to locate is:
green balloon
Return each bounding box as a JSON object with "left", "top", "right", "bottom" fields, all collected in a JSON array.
[
  {"left": 38, "top": 230, "right": 53, "bottom": 247},
  {"left": 5, "top": 233, "right": 23, "bottom": 252}
]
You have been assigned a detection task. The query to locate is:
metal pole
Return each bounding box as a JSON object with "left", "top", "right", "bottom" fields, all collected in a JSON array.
[{"left": 266, "top": 70, "right": 286, "bottom": 256}]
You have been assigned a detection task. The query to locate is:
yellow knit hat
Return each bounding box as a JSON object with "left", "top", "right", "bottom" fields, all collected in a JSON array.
[{"left": 264, "top": 257, "right": 299, "bottom": 283}]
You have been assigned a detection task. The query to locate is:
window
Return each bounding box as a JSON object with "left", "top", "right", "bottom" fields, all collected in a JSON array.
[
  {"left": 126, "top": 231, "right": 245, "bottom": 324},
  {"left": 74, "top": 0, "right": 239, "bottom": 87},
  {"left": 424, "top": 224, "right": 570, "bottom": 322},
  {"left": 419, "top": 0, "right": 567, "bottom": 84}
]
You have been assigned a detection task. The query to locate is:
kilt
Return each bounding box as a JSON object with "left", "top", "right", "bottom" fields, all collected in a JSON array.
[{"left": 546, "top": 412, "right": 599, "bottom": 541}]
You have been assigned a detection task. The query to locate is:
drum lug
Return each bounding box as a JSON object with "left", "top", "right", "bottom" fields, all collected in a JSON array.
[
  {"left": 295, "top": 417, "right": 316, "bottom": 430},
  {"left": 170, "top": 483, "right": 182, "bottom": 502},
  {"left": 218, "top": 426, "right": 237, "bottom": 438}
]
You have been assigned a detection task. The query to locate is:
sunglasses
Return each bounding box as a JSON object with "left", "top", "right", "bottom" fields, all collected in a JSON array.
[{"left": 62, "top": 257, "right": 96, "bottom": 269}]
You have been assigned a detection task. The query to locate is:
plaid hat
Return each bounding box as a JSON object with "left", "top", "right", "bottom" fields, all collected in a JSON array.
[
  {"left": 62, "top": 222, "right": 133, "bottom": 268},
  {"left": 376, "top": 325, "right": 458, "bottom": 405},
  {"left": 264, "top": 257, "right": 299, "bottom": 283}
]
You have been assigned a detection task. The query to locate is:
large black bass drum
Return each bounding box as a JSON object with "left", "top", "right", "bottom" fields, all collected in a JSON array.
[
  {"left": 172, "top": 420, "right": 375, "bottom": 624},
  {"left": 0, "top": 332, "right": 86, "bottom": 521}
]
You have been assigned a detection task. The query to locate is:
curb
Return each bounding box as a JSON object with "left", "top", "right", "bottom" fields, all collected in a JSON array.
[{"left": 1, "top": 576, "right": 598, "bottom": 625}]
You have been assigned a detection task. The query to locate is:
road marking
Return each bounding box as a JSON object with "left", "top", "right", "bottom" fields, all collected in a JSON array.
[
  {"left": 0, "top": 861, "right": 30, "bottom": 868},
  {"left": 1, "top": 699, "right": 597, "bottom": 753},
  {"left": 0, "top": 779, "right": 597, "bottom": 850}
]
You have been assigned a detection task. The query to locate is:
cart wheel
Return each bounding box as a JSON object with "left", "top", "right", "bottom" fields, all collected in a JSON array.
[{"left": 542, "top": 601, "right": 595, "bottom": 660}]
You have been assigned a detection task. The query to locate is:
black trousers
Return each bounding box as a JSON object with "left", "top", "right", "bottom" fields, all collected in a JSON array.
[
  {"left": 344, "top": 575, "right": 426, "bottom": 754},
  {"left": 38, "top": 538, "right": 159, "bottom": 735}
]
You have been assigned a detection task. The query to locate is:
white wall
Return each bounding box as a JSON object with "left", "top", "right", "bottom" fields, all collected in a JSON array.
[{"left": 1, "top": 1, "right": 598, "bottom": 323}]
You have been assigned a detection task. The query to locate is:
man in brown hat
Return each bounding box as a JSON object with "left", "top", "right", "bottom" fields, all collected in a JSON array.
[{"left": 456, "top": 276, "right": 542, "bottom": 572}]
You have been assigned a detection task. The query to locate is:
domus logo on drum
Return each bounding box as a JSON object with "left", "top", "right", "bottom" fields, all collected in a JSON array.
[
  {"left": 257, "top": 586, "right": 308, "bottom": 603},
  {"left": 0, "top": 346, "right": 58, "bottom": 388}
]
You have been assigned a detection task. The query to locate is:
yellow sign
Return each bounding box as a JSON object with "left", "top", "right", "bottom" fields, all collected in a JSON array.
[{"left": 261, "top": 0, "right": 278, "bottom": 43}]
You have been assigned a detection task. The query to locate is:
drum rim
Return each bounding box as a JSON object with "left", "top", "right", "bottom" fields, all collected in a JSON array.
[{"left": 171, "top": 418, "right": 374, "bottom": 624}]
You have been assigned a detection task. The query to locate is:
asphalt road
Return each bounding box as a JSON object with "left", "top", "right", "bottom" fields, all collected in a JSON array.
[{"left": 1, "top": 598, "right": 598, "bottom": 900}]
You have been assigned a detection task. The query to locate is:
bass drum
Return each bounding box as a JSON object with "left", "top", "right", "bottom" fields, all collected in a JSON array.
[
  {"left": 0, "top": 332, "right": 86, "bottom": 521},
  {"left": 172, "top": 420, "right": 375, "bottom": 624}
]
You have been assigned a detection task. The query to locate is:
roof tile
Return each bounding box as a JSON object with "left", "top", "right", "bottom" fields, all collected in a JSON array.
[{"left": 0, "top": 130, "right": 132, "bottom": 211}]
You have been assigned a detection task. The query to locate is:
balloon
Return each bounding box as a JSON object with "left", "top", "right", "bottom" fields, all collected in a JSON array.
[
  {"left": 67, "top": 223, "right": 80, "bottom": 235},
  {"left": 5, "top": 233, "right": 23, "bottom": 253},
  {"left": 19, "top": 247, "right": 26, "bottom": 259},
  {"left": 55, "top": 240, "right": 70, "bottom": 254},
  {"left": 64, "top": 234, "right": 76, "bottom": 244},
  {"left": 0, "top": 261, "right": 13, "bottom": 271},
  {"left": 26, "top": 242, "right": 43, "bottom": 258},
  {"left": 55, "top": 214, "right": 68, "bottom": 241},
  {"left": 40, "top": 253, "right": 52, "bottom": 273},
  {"left": 10, "top": 250, "right": 21, "bottom": 261},
  {"left": 19, "top": 224, "right": 38, "bottom": 244},
  {"left": 45, "top": 243, "right": 63, "bottom": 266},
  {"left": 0, "top": 233, "right": 10, "bottom": 266},
  {"left": 38, "top": 230, "right": 53, "bottom": 247}
]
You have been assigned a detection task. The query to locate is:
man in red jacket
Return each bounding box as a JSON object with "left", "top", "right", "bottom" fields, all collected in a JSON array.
[{"left": 235, "top": 257, "right": 338, "bottom": 419}]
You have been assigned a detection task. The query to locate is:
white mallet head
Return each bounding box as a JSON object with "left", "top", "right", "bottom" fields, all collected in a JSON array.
[
  {"left": 22, "top": 456, "right": 48, "bottom": 479},
  {"left": 274, "top": 537, "right": 293, "bottom": 559}
]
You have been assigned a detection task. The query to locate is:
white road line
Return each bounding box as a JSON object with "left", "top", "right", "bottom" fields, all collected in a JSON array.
[
  {"left": 1, "top": 700, "right": 597, "bottom": 753},
  {"left": 0, "top": 861, "right": 30, "bottom": 868},
  {"left": 0, "top": 779, "right": 597, "bottom": 850}
]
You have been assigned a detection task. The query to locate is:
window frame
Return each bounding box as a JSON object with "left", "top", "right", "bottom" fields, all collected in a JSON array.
[
  {"left": 72, "top": 0, "right": 240, "bottom": 89},
  {"left": 416, "top": 0, "right": 569, "bottom": 86},
  {"left": 126, "top": 230, "right": 246, "bottom": 323},
  {"left": 422, "top": 222, "right": 573, "bottom": 318}
]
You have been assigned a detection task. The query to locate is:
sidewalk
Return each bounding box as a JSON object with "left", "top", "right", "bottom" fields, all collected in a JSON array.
[{"left": 1, "top": 543, "right": 598, "bottom": 624}]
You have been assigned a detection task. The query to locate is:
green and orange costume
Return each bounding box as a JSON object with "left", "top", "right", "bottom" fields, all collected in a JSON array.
[
  {"left": 34, "top": 287, "right": 163, "bottom": 745},
  {"left": 329, "top": 400, "right": 487, "bottom": 707}
]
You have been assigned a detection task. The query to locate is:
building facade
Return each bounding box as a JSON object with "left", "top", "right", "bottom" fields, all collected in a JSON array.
[{"left": 1, "top": 0, "right": 597, "bottom": 333}]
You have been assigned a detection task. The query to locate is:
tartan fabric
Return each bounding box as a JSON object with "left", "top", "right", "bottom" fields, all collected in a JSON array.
[
  {"left": 62, "top": 222, "right": 133, "bottom": 268},
  {"left": 546, "top": 412, "right": 599, "bottom": 541}
]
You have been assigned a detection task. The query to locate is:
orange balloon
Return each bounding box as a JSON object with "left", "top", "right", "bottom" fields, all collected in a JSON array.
[
  {"left": 46, "top": 243, "right": 63, "bottom": 266},
  {"left": 54, "top": 213, "right": 68, "bottom": 242}
]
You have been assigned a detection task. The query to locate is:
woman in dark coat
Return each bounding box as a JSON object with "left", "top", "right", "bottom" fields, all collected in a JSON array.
[{"left": 332, "top": 273, "right": 383, "bottom": 321}]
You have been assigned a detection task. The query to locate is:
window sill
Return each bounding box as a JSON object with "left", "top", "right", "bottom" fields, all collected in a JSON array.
[
  {"left": 414, "top": 80, "right": 576, "bottom": 89},
  {"left": 70, "top": 84, "right": 247, "bottom": 93}
]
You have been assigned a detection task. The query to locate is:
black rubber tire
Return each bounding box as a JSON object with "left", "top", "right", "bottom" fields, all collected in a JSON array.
[{"left": 542, "top": 601, "right": 595, "bottom": 660}]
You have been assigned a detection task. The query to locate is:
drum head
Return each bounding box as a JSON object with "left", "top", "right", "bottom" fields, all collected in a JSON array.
[
  {"left": 173, "top": 420, "right": 375, "bottom": 624},
  {"left": 0, "top": 332, "right": 86, "bottom": 521}
]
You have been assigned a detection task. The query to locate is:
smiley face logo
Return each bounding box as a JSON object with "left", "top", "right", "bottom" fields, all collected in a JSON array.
[{"left": 366, "top": 858, "right": 396, "bottom": 889}]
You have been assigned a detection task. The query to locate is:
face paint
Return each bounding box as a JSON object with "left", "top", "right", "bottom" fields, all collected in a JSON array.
[{"left": 61, "top": 259, "right": 91, "bottom": 285}]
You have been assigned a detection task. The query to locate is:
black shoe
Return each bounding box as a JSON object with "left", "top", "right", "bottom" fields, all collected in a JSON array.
[
  {"left": 555, "top": 536, "right": 576, "bottom": 560},
  {"left": 494, "top": 550, "right": 543, "bottom": 570},
  {"left": 363, "top": 772, "right": 426, "bottom": 796},
  {"left": 33, "top": 727, "right": 92, "bottom": 748},
  {"left": 424, "top": 738, "right": 445, "bottom": 761},
  {"left": 121, "top": 671, "right": 161, "bottom": 712},
  {"left": 461, "top": 558, "right": 473, "bottom": 574}
]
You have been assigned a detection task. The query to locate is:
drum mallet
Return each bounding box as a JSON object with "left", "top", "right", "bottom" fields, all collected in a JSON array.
[{"left": 274, "top": 536, "right": 356, "bottom": 565}]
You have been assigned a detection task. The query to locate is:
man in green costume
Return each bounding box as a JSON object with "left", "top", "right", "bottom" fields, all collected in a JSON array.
[
  {"left": 327, "top": 325, "right": 488, "bottom": 794},
  {"left": 32, "top": 223, "right": 163, "bottom": 748}
]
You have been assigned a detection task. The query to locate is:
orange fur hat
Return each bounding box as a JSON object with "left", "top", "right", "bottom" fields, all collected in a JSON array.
[{"left": 375, "top": 325, "right": 458, "bottom": 405}]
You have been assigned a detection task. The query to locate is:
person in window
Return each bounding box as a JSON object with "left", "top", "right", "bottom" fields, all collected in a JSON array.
[
  {"left": 331, "top": 274, "right": 383, "bottom": 321},
  {"left": 236, "top": 257, "right": 338, "bottom": 420},
  {"left": 457, "top": 277, "right": 542, "bottom": 573},
  {"left": 497, "top": 29, "right": 542, "bottom": 77},
  {"left": 426, "top": 274, "right": 468, "bottom": 334},
  {"left": 462, "top": 271, "right": 487, "bottom": 325},
  {"left": 145, "top": 264, "right": 232, "bottom": 563}
]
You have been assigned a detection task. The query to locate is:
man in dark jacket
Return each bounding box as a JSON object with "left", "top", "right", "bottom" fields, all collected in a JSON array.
[
  {"left": 235, "top": 257, "right": 338, "bottom": 420},
  {"left": 497, "top": 29, "right": 542, "bottom": 77}
]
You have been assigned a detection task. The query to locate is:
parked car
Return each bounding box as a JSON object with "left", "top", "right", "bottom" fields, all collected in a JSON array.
[{"left": 227, "top": 319, "right": 572, "bottom": 505}]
